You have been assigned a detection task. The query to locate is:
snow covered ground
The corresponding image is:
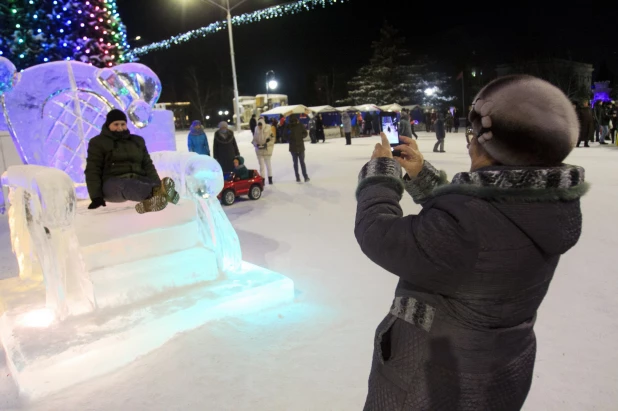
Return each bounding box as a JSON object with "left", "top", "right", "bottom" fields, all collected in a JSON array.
[{"left": 1, "top": 130, "right": 617, "bottom": 410}]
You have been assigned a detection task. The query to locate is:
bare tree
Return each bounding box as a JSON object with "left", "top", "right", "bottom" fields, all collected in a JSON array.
[{"left": 185, "top": 66, "right": 213, "bottom": 122}]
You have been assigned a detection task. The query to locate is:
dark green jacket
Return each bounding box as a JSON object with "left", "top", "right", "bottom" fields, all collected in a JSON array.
[
  {"left": 85, "top": 127, "right": 160, "bottom": 199},
  {"left": 287, "top": 122, "right": 308, "bottom": 153}
]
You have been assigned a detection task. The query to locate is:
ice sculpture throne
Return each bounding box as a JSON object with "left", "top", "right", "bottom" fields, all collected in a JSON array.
[{"left": 0, "top": 58, "right": 293, "bottom": 399}]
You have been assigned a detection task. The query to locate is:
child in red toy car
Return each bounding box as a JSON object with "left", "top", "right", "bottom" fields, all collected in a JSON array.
[{"left": 233, "top": 156, "right": 250, "bottom": 179}]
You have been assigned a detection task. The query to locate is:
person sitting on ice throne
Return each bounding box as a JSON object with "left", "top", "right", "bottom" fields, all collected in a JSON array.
[{"left": 85, "top": 109, "right": 180, "bottom": 214}]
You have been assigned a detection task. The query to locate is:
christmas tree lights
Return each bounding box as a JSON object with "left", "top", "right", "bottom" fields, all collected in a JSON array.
[
  {"left": 0, "top": 0, "right": 129, "bottom": 70},
  {"left": 126, "top": 0, "right": 346, "bottom": 60}
]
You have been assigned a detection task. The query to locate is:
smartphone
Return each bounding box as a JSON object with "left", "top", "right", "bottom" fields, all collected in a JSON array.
[
  {"left": 380, "top": 111, "right": 399, "bottom": 146},
  {"left": 379, "top": 111, "right": 401, "bottom": 156}
]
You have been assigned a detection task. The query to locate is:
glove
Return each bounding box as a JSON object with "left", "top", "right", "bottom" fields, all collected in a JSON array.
[{"left": 88, "top": 197, "right": 106, "bottom": 210}]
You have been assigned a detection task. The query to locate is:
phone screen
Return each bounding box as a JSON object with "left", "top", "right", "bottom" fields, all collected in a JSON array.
[{"left": 380, "top": 113, "right": 399, "bottom": 145}]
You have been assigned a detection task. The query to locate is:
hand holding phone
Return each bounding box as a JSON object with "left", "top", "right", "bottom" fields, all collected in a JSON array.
[
  {"left": 393, "top": 136, "right": 424, "bottom": 177},
  {"left": 379, "top": 111, "right": 400, "bottom": 146}
]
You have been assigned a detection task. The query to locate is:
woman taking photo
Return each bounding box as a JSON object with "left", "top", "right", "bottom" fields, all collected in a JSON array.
[{"left": 355, "top": 75, "right": 587, "bottom": 410}]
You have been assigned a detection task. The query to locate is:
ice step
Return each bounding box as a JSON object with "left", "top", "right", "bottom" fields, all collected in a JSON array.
[
  {"left": 89, "top": 246, "right": 219, "bottom": 309},
  {"left": 0, "top": 261, "right": 295, "bottom": 399},
  {"left": 75, "top": 200, "right": 201, "bottom": 271}
]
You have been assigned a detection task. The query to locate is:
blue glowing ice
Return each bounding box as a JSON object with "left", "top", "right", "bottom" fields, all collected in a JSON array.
[{"left": 0, "top": 59, "right": 175, "bottom": 199}]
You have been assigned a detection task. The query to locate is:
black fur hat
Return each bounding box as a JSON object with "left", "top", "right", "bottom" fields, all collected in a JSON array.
[{"left": 469, "top": 75, "right": 579, "bottom": 166}]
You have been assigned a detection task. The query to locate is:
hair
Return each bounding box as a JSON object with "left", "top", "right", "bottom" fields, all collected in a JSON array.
[{"left": 469, "top": 75, "right": 578, "bottom": 166}]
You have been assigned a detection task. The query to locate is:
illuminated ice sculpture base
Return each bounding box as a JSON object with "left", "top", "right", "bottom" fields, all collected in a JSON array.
[
  {"left": 0, "top": 262, "right": 293, "bottom": 399},
  {"left": 0, "top": 152, "right": 294, "bottom": 399}
]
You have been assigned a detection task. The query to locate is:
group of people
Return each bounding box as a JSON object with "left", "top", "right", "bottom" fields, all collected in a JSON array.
[
  {"left": 424, "top": 109, "right": 461, "bottom": 133},
  {"left": 574, "top": 99, "right": 618, "bottom": 147},
  {"left": 189, "top": 115, "right": 311, "bottom": 185}
]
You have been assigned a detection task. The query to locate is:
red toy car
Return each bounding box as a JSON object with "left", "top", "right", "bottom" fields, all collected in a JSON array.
[{"left": 218, "top": 170, "right": 265, "bottom": 206}]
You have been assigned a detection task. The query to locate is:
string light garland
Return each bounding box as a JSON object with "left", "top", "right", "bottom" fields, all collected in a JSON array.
[
  {"left": 126, "top": 0, "right": 347, "bottom": 60},
  {"left": 0, "top": 0, "right": 129, "bottom": 70}
]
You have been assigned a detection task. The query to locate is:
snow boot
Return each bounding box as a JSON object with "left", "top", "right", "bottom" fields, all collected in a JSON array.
[
  {"left": 135, "top": 194, "right": 168, "bottom": 214},
  {"left": 158, "top": 177, "right": 180, "bottom": 204},
  {"left": 304, "top": 176, "right": 311, "bottom": 183},
  {"left": 268, "top": 177, "right": 273, "bottom": 185},
  {"left": 296, "top": 175, "right": 301, "bottom": 183}
]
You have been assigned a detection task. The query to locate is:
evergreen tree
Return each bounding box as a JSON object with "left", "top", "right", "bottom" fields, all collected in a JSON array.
[
  {"left": 0, "top": 1, "right": 50, "bottom": 69},
  {"left": 340, "top": 22, "right": 455, "bottom": 108},
  {"left": 343, "top": 23, "right": 421, "bottom": 105},
  {"left": 0, "top": 0, "right": 128, "bottom": 70}
]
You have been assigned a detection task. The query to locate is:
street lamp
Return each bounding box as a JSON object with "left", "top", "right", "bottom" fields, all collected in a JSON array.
[
  {"left": 183, "top": 0, "right": 248, "bottom": 132},
  {"left": 265, "top": 70, "right": 277, "bottom": 110},
  {"left": 224, "top": 110, "right": 229, "bottom": 115},
  {"left": 218, "top": 110, "right": 223, "bottom": 116}
]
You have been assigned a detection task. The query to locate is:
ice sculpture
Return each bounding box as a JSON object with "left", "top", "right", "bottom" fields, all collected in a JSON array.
[
  {"left": 0, "top": 57, "right": 175, "bottom": 199},
  {"left": 150, "top": 152, "right": 242, "bottom": 273},
  {"left": 0, "top": 150, "right": 293, "bottom": 399}
]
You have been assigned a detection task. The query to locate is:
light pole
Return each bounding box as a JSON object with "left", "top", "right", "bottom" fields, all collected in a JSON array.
[
  {"left": 189, "top": 0, "right": 248, "bottom": 132},
  {"left": 265, "top": 70, "right": 277, "bottom": 110}
]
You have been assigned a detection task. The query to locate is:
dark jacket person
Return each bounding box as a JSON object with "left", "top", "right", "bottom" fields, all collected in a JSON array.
[
  {"left": 213, "top": 121, "right": 240, "bottom": 173},
  {"left": 356, "top": 75, "right": 587, "bottom": 410},
  {"left": 287, "top": 115, "right": 310, "bottom": 182},
  {"left": 85, "top": 109, "right": 179, "bottom": 214}
]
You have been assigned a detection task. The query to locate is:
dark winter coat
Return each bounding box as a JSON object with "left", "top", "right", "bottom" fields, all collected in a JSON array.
[
  {"left": 85, "top": 127, "right": 160, "bottom": 200},
  {"left": 594, "top": 104, "right": 609, "bottom": 126},
  {"left": 213, "top": 129, "right": 240, "bottom": 173},
  {"left": 434, "top": 116, "right": 446, "bottom": 139},
  {"left": 445, "top": 113, "right": 454, "bottom": 127},
  {"left": 454, "top": 115, "right": 460, "bottom": 127},
  {"left": 356, "top": 158, "right": 587, "bottom": 410},
  {"left": 233, "top": 156, "right": 249, "bottom": 179},
  {"left": 577, "top": 106, "right": 595, "bottom": 142},
  {"left": 250, "top": 117, "right": 257, "bottom": 135},
  {"left": 288, "top": 120, "right": 308, "bottom": 153}
]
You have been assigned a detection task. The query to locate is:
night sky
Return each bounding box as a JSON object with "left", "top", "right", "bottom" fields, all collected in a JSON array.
[{"left": 117, "top": 0, "right": 617, "bottom": 110}]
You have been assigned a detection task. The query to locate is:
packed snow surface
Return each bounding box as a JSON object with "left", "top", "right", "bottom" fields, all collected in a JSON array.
[{"left": 0, "top": 131, "right": 616, "bottom": 410}]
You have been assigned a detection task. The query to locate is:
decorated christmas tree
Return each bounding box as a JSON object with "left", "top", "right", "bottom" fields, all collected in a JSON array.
[{"left": 0, "top": 0, "right": 129, "bottom": 70}]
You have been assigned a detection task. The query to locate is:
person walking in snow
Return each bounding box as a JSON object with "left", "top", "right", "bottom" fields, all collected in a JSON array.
[
  {"left": 594, "top": 101, "right": 609, "bottom": 144},
  {"left": 342, "top": 111, "right": 353, "bottom": 145},
  {"left": 356, "top": 75, "right": 586, "bottom": 411},
  {"left": 249, "top": 114, "right": 257, "bottom": 135},
  {"left": 453, "top": 108, "right": 461, "bottom": 132},
  {"left": 287, "top": 115, "right": 310, "bottom": 183},
  {"left": 356, "top": 112, "right": 364, "bottom": 137},
  {"left": 576, "top": 100, "right": 593, "bottom": 148},
  {"left": 309, "top": 114, "right": 317, "bottom": 144},
  {"left": 433, "top": 113, "right": 446, "bottom": 152},
  {"left": 445, "top": 111, "right": 454, "bottom": 133},
  {"left": 316, "top": 114, "right": 326, "bottom": 143},
  {"left": 213, "top": 121, "right": 240, "bottom": 173},
  {"left": 187, "top": 120, "right": 210, "bottom": 156},
  {"left": 399, "top": 110, "right": 417, "bottom": 140},
  {"left": 364, "top": 112, "right": 374, "bottom": 136},
  {"left": 424, "top": 111, "right": 432, "bottom": 132},
  {"left": 252, "top": 118, "right": 275, "bottom": 184},
  {"left": 85, "top": 109, "right": 180, "bottom": 214}
]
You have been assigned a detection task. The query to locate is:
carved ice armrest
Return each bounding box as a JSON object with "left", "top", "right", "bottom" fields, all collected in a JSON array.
[
  {"left": 151, "top": 152, "right": 242, "bottom": 274},
  {"left": 1, "top": 165, "right": 95, "bottom": 320}
]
